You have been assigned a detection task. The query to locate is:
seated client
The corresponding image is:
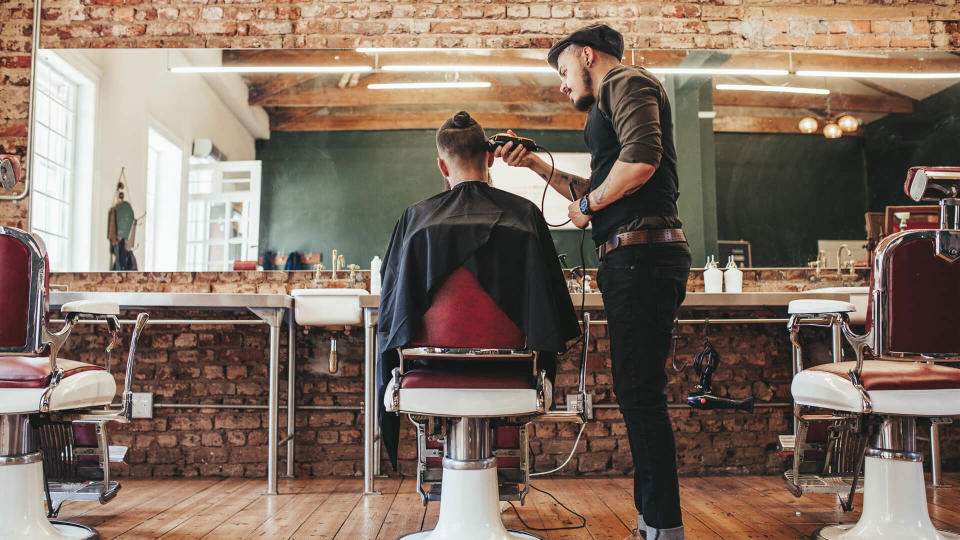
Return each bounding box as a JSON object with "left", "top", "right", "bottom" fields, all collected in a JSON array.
[{"left": 376, "top": 111, "right": 581, "bottom": 469}]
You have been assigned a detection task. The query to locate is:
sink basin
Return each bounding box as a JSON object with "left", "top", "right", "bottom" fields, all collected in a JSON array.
[
  {"left": 804, "top": 286, "right": 869, "bottom": 324},
  {"left": 291, "top": 288, "right": 369, "bottom": 327}
]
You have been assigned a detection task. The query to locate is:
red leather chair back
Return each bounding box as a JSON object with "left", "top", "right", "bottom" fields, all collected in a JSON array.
[
  {"left": 410, "top": 267, "right": 525, "bottom": 349},
  {"left": 884, "top": 236, "right": 960, "bottom": 355},
  {"left": 0, "top": 234, "right": 32, "bottom": 349}
]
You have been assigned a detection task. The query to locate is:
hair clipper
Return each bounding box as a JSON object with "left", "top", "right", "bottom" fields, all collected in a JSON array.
[{"left": 487, "top": 133, "right": 538, "bottom": 152}]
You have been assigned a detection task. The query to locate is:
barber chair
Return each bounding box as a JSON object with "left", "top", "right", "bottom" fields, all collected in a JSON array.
[
  {"left": 0, "top": 226, "right": 149, "bottom": 539},
  {"left": 385, "top": 267, "right": 588, "bottom": 540},
  {"left": 784, "top": 166, "right": 960, "bottom": 539}
]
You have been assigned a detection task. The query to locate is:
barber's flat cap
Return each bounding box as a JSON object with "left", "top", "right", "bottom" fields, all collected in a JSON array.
[{"left": 547, "top": 24, "right": 624, "bottom": 69}]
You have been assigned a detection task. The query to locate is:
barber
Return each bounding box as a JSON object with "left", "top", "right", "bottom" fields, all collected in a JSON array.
[{"left": 495, "top": 24, "right": 691, "bottom": 540}]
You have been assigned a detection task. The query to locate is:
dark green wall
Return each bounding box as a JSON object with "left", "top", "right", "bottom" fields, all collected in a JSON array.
[
  {"left": 714, "top": 133, "right": 868, "bottom": 267},
  {"left": 863, "top": 83, "right": 960, "bottom": 212},
  {"left": 257, "top": 130, "right": 600, "bottom": 269}
]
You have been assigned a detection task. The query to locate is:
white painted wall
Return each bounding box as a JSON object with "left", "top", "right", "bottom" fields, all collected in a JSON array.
[{"left": 53, "top": 49, "right": 263, "bottom": 271}]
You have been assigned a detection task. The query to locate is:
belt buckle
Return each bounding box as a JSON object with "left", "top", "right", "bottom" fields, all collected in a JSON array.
[{"left": 609, "top": 234, "right": 622, "bottom": 250}]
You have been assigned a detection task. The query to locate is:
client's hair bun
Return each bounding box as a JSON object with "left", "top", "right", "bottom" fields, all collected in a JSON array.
[{"left": 452, "top": 111, "right": 474, "bottom": 128}]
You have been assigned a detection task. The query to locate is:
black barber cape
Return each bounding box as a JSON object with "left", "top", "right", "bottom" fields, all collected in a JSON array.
[{"left": 377, "top": 181, "right": 581, "bottom": 468}]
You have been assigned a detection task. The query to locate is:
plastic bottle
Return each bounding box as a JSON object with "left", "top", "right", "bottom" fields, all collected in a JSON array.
[
  {"left": 703, "top": 255, "right": 723, "bottom": 293},
  {"left": 370, "top": 256, "right": 382, "bottom": 294},
  {"left": 723, "top": 255, "right": 743, "bottom": 293}
]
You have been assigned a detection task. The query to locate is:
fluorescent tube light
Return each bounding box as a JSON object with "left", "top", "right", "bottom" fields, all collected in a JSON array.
[
  {"left": 647, "top": 68, "right": 790, "bottom": 76},
  {"left": 715, "top": 83, "right": 830, "bottom": 95},
  {"left": 170, "top": 66, "right": 373, "bottom": 74},
  {"left": 796, "top": 70, "right": 960, "bottom": 79},
  {"left": 357, "top": 47, "right": 490, "bottom": 53},
  {"left": 367, "top": 82, "right": 492, "bottom": 90},
  {"left": 383, "top": 64, "right": 555, "bottom": 73}
]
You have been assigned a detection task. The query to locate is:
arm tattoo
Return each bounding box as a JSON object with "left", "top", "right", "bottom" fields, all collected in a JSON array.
[
  {"left": 538, "top": 168, "right": 589, "bottom": 196},
  {"left": 593, "top": 182, "right": 610, "bottom": 204}
]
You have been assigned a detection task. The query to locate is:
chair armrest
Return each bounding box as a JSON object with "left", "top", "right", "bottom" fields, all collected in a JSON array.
[
  {"left": 788, "top": 299, "right": 856, "bottom": 316},
  {"left": 61, "top": 300, "right": 120, "bottom": 316}
]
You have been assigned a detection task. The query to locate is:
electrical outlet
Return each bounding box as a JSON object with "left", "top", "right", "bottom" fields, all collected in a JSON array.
[
  {"left": 565, "top": 393, "right": 593, "bottom": 420},
  {"left": 131, "top": 392, "right": 153, "bottom": 419}
]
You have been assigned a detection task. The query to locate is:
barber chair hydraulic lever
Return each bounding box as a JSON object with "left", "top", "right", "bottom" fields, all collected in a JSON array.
[{"left": 685, "top": 321, "right": 755, "bottom": 412}]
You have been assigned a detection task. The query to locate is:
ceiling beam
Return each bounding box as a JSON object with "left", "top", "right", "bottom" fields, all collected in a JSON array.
[
  {"left": 712, "top": 116, "right": 860, "bottom": 136},
  {"left": 259, "top": 85, "right": 568, "bottom": 107},
  {"left": 852, "top": 78, "right": 918, "bottom": 103},
  {"left": 272, "top": 112, "right": 587, "bottom": 131},
  {"left": 712, "top": 90, "right": 914, "bottom": 113},
  {"left": 248, "top": 74, "right": 323, "bottom": 105}
]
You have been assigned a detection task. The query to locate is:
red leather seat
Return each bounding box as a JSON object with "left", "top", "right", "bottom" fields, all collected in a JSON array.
[
  {"left": 400, "top": 367, "right": 535, "bottom": 390},
  {"left": 808, "top": 360, "right": 960, "bottom": 391},
  {"left": 0, "top": 357, "right": 104, "bottom": 389}
]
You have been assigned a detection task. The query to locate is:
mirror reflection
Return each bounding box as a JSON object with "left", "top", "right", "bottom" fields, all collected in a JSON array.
[{"left": 30, "top": 48, "right": 960, "bottom": 272}]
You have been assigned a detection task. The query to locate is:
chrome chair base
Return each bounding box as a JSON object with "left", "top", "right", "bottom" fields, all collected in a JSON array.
[
  {"left": 813, "top": 524, "right": 960, "bottom": 540},
  {"left": 398, "top": 531, "right": 543, "bottom": 540},
  {"left": 49, "top": 521, "right": 99, "bottom": 540}
]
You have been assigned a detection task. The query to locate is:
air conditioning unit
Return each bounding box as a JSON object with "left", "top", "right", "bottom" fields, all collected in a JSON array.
[{"left": 192, "top": 138, "right": 227, "bottom": 162}]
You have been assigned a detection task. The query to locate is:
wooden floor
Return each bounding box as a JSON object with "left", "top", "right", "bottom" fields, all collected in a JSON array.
[{"left": 58, "top": 473, "right": 960, "bottom": 539}]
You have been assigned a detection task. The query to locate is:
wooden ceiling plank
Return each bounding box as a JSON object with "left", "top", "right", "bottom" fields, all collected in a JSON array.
[
  {"left": 712, "top": 90, "right": 914, "bottom": 114},
  {"left": 259, "top": 85, "right": 568, "bottom": 107},
  {"left": 852, "top": 78, "right": 918, "bottom": 103},
  {"left": 272, "top": 112, "right": 587, "bottom": 132},
  {"left": 712, "top": 115, "right": 860, "bottom": 136}
]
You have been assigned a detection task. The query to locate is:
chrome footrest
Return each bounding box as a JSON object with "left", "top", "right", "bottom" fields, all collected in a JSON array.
[
  {"left": 783, "top": 470, "right": 863, "bottom": 495},
  {"left": 108, "top": 445, "right": 127, "bottom": 463},
  {"left": 425, "top": 481, "right": 523, "bottom": 503},
  {"left": 49, "top": 480, "right": 121, "bottom": 502},
  {"left": 778, "top": 434, "right": 795, "bottom": 454}
]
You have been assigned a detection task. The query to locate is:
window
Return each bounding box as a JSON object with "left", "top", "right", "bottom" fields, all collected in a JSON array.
[
  {"left": 145, "top": 127, "right": 184, "bottom": 271},
  {"left": 29, "top": 52, "right": 95, "bottom": 271},
  {"left": 183, "top": 160, "right": 261, "bottom": 271},
  {"left": 31, "top": 58, "right": 80, "bottom": 268}
]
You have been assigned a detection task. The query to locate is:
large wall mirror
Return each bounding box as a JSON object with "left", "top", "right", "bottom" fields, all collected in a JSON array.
[{"left": 31, "top": 48, "right": 960, "bottom": 272}]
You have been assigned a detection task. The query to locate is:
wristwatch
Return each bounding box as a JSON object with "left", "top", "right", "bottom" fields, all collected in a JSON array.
[{"left": 579, "top": 195, "right": 594, "bottom": 216}]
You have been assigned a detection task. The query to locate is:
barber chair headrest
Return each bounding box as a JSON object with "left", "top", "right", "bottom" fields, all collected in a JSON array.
[{"left": 905, "top": 166, "right": 960, "bottom": 202}]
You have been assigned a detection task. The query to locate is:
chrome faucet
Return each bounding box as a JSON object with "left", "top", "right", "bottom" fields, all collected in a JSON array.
[
  {"left": 331, "top": 249, "right": 346, "bottom": 280},
  {"left": 313, "top": 262, "right": 326, "bottom": 285},
  {"left": 807, "top": 250, "right": 827, "bottom": 281},
  {"left": 836, "top": 244, "right": 853, "bottom": 274},
  {"left": 347, "top": 264, "right": 361, "bottom": 287}
]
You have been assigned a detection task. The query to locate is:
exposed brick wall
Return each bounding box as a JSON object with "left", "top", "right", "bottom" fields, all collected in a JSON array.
[
  {"left": 3, "top": 1, "right": 960, "bottom": 225},
  {"left": 54, "top": 267, "right": 960, "bottom": 480},
  {"left": 60, "top": 300, "right": 960, "bottom": 479}
]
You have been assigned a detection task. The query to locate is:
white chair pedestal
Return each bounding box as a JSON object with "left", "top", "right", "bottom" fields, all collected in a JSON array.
[
  {"left": 814, "top": 456, "right": 960, "bottom": 540},
  {"left": 0, "top": 454, "right": 96, "bottom": 540},
  {"left": 399, "top": 466, "right": 541, "bottom": 540},
  {"left": 396, "top": 417, "right": 543, "bottom": 540}
]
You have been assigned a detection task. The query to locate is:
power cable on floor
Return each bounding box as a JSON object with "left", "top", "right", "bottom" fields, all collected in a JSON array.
[{"left": 507, "top": 484, "right": 587, "bottom": 531}]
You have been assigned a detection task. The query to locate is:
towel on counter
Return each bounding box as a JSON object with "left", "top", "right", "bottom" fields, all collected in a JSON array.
[{"left": 377, "top": 181, "right": 581, "bottom": 469}]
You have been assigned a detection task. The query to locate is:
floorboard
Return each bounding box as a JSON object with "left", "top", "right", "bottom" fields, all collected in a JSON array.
[{"left": 53, "top": 473, "right": 960, "bottom": 539}]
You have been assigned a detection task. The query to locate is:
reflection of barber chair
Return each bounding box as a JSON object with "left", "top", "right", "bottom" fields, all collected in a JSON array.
[
  {"left": 0, "top": 226, "right": 149, "bottom": 539},
  {"left": 385, "top": 267, "right": 588, "bottom": 540},
  {"left": 784, "top": 166, "right": 960, "bottom": 539}
]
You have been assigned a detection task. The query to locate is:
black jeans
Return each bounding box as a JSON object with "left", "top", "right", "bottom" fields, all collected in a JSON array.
[{"left": 596, "top": 242, "right": 691, "bottom": 530}]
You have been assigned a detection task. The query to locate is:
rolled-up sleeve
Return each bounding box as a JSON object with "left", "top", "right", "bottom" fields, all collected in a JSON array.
[{"left": 599, "top": 72, "right": 663, "bottom": 167}]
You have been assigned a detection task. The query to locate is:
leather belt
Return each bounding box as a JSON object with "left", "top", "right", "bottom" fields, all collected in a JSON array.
[{"left": 597, "top": 228, "right": 686, "bottom": 261}]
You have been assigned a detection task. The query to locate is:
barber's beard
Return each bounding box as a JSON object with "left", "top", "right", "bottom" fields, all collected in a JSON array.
[{"left": 573, "top": 68, "right": 596, "bottom": 112}]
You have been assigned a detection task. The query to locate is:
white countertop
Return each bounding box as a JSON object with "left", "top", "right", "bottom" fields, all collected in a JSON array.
[
  {"left": 49, "top": 291, "right": 292, "bottom": 310},
  {"left": 359, "top": 291, "right": 852, "bottom": 310}
]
